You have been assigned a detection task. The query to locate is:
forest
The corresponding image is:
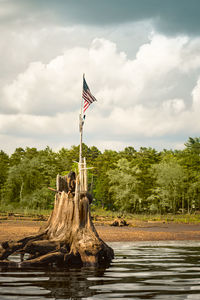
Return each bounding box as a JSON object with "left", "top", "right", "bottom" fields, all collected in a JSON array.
[{"left": 0, "top": 137, "right": 200, "bottom": 215}]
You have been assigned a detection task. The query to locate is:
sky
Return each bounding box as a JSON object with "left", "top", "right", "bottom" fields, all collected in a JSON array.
[{"left": 1, "top": 0, "right": 200, "bottom": 154}]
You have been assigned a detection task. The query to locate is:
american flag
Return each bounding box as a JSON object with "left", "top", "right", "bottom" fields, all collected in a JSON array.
[{"left": 83, "top": 77, "right": 97, "bottom": 113}]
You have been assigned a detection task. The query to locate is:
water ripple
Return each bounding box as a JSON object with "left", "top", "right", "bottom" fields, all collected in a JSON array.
[{"left": 0, "top": 242, "right": 200, "bottom": 299}]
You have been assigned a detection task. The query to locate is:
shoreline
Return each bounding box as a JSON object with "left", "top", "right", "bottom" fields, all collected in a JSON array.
[
  {"left": 96, "top": 224, "right": 200, "bottom": 242},
  {"left": 0, "top": 219, "right": 200, "bottom": 243}
]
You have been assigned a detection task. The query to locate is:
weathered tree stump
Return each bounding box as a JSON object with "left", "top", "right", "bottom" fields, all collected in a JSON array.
[{"left": 0, "top": 159, "right": 114, "bottom": 268}]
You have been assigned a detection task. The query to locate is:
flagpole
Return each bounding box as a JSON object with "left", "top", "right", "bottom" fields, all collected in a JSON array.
[
  {"left": 79, "top": 74, "right": 96, "bottom": 192},
  {"left": 79, "top": 74, "right": 84, "bottom": 165},
  {"left": 79, "top": 74, "right": 85, "bottom": 191},
  {"left": 79, "top": 116, "right": 83, "bottom": 162}
]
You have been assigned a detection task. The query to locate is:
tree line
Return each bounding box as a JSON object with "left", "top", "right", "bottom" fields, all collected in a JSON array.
[{"left": 0, "top": 137, "right": 200, "bottom": 214}]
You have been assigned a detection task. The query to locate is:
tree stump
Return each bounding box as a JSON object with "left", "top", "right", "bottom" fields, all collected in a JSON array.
[{"left": 0, "top": 160, "right": 114, "bottom": 268}]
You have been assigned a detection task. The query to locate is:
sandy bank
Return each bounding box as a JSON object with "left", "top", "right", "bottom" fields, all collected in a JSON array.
[{"left": 0, "top": 220, "right": 200, "bottom": 243}]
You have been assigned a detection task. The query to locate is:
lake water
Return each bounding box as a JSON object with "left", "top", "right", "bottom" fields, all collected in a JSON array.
[{"left": 0, "top": 241, "right": 200, "bottom": 299}]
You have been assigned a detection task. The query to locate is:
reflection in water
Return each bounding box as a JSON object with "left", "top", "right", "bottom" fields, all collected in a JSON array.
[
  {"left": 0, "top": 241, "right": 200, "bottom": 299},
  {"left": 39, "top": 268, "right": 107, "bottom": 299},
  {"left": 0, "top": 265, "right": 106, "bottom": 299}
]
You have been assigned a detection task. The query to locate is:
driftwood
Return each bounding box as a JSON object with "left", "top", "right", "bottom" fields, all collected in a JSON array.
[
  {"left": 0, "top": 159, "right": 114, "bottom": 268},
  {"left": 111, "top": 219, "right": 129, "bottom": 227}
]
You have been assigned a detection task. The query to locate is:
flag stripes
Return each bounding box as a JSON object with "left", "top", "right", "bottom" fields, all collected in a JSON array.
[{"left": 82, "top": 77, "right": 97, "bottom": 113}]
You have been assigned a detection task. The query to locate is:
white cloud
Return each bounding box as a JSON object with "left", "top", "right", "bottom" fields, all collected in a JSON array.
[
  {"left": 0, "top": 1, "right": 18, "bottom": 19},
  {"left": 179, "top": 38, "right": 200, "bottom": 72},
  {"left": 192, "top": 77, "right": 200, "bottom": 110},
  {"left": 1, "top": 29, "right": 200, "bottom": 153},
  {"left": 162, "top": 99, "right": 185, "bottom": 114}
]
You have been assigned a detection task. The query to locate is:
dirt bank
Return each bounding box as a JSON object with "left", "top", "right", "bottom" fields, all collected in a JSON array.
[{"left": 0, "top": 219, "right": 200, "bottom": 242}]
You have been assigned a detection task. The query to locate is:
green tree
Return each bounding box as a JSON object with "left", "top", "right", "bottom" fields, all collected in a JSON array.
[
  {"left": 151, "top": 160, "right": 186, "bottom": 213},
  {"left": 119, "top": 146, "right": 136, "bottom": 161},
  {"left": 0, "top": 150, "right": 10, "bottom": 203},
  {"left": 9, "top": 147, "right": 25, "bottom": 166},
  {"left": 185, "top": 137, "right": 200, "bottom": 154},
  {"left": 132, "top": 147, "right": 161, "bottom": 210},
  {"left": 107, "top": 158, "right": 141, "bottom": 212},
  {"left": 4, "top": 152, "right": 58, "bottom": 209},
  {"left": 177, "top": 137, "right": 200, "bottom": 212},
  {"left": 0, "top": 150, "right": 9, "bottom": 188},
  {"left": 94, "top": 149, "right": 119, "bottom": 209}
]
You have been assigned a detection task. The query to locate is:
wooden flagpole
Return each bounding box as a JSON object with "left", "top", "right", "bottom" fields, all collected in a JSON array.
[
  {"left": 79, "top": 74, "right": 85, "bottom": 191},
  {"left": 79, "top": 74, "right": 84, "bottom": 164}
]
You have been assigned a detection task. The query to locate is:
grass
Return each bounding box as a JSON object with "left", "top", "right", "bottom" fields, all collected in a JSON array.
[
  {"left": 90, "top": 207, "right": 200, "bottom": 224},
  {"left": 1, "top": 205, "right": 200, "bottom": 224},
  {"left": 119, "top": 213, "right": 200, "bottom": 224},
  {"left": 0, "top": 205, "right": 52, "bottom": 217}
]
